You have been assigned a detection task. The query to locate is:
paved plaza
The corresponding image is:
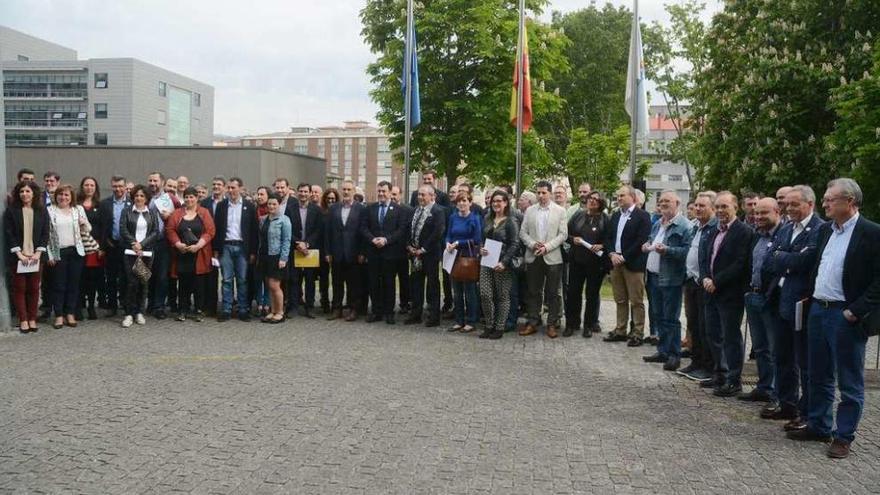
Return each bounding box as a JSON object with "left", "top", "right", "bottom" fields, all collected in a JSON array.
[{"left": 1, "top": 304, "right": 880, "bottom": 494}]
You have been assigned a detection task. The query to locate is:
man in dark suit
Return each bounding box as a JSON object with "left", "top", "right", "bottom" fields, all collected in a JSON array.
[
  {"left": 360, "top": 180, "right": 407, "bottom": 324},
  {"left": 212, "top": 177, "right": 258, "bottom": 321},
  {"left": 408, "top": 170, "right": 450, "bottom": 209},
  {"left": 199, "top": 176, "right": 227, "bottom": 316},
  {"left": 325, "top": 180, "right": 366, "bottom": 322},
  {"left": 699, "top": 191, "right": 754, "bottom": 397},
  {"left": 404, "top": 185, "right": 447, "bottom": 327},
  {"left": 97, "top": 175, "right": 131, "bottom": 317},
  {"left": 603, "top": 185, "right": 652, "bottom": 346},
  {"left": 286, "top": 182, "right": 324, "bottom": 319},
  {"left": 787, "top": 178, "right": 880, "bottom": 459},
  {"left": 762, "top": 185, "right": 824, "bottom": 427},
  {"left": 391, "top": 185, "right": 414, "bottom": 314}
]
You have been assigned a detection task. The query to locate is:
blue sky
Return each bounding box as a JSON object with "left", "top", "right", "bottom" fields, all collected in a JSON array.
[{"left": 3, "top": 0, "right": 720, "bottom": 136}]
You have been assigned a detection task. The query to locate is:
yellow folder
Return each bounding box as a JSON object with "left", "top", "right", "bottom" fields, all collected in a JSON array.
[{"left": 293, "top": 249, "right": 320, "bottom": 268}]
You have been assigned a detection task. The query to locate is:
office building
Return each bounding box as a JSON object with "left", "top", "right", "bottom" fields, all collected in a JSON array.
[{"left": 1, "top": 25, "right": 214, "bottom": 147}]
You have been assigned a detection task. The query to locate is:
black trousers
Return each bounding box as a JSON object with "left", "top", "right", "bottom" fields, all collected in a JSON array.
[
  {"left": 124, "top": 255, "right": 151, "bottom": 316},
  {"left": 331, "top": 260, "right": 362, "bottom": 310},
  {"left": 178, "top": 273, "right": 206, "bottom": 314},
  {"left": 52, "top": 247, "right": 84, "bottom": 316},
  {"left": 395, "top": 258, "right": 410, "bottom": 309},
  {"left": 367, "top": 257, "right": 396, "bottom": 317},
  {"left": 289, "top": 267, "right": 316, "bottom": 311},
  {"left": 318, "top": 256, "right": 330, "bottom": 308},
  {"left": 78, "top": 266, "right": 103, "bottom": 314},
  {"left": 104, "top": 246, "right": 126, "bottom": 311},
  {"left": 442, "top": 270, "right": 453, "bottom": 310},
  {"left": 409, "top": 256, "right": 440, "bottom": 319},
  {"left": 203, "top": 266, "right": 219, "bottom": 316},
  {"left": 566, "top": 260, "right": 604, "bottom": 330},
  {"left": 684, "top": 279, "right": 713, "bottom": 370}
]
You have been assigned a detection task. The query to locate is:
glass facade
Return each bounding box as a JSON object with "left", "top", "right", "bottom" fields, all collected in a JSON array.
[
  {"left": 167, "top": 86, "right": 192, "bottom": 145},
  {"left": 7, "top": 133, "right": 86, "bottom": 146},
  {"left": 5, "top": 102, "right": 87, "bottom": 128},
  {"left": 3, "top": 73, "right": 87, "bottom": 99}
]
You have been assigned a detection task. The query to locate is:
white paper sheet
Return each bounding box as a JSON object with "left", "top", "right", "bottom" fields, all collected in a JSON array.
[
  {"left": 16, "top": 259, "right": 39, "bottom": 273},
  {"left": 480, "top": 239, "right": 502, "bottom": 268},
  {"left": 580, "top": 239, "right": 604, "bottom": 257},
  {"left": 124, "top": 249, "right": 153, "bottom": 257},
  {"left": 211, "top": 257, "right": 221, "bottom": 268},
  {"left": 795, "top": 298, "right": 807, "bottom": 331},
  {"left": 442, "top": 249, "right": 457, "bottom": 274}
]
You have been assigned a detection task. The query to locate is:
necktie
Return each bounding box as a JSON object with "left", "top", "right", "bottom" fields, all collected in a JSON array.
[{"left": 379, "top": 203, "right": 387, "bottom": 225}]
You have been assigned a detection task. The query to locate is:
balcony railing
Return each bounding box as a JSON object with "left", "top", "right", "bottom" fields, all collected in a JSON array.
[
  {"left": 5, "top": 118, "right": 87, "bottom": 129},
  {"left": 3, "top": 89, "right": 87, "bottom": 99}
]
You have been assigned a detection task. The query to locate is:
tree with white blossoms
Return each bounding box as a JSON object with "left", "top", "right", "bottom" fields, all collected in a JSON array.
[{"left": 690, "top": 0, "right": 879, "bottom": 197}]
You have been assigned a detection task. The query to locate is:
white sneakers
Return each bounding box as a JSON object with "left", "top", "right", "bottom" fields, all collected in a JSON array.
[{"left": 121, "top": 314, "right": 146, "bottom": 328}]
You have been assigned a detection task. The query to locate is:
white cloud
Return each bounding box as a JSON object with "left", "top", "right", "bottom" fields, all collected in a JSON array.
[{"left": 3, "top": 0, "right": 721, "bottom": 136}]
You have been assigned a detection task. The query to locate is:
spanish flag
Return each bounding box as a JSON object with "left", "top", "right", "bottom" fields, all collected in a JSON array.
[{"left": 509, "top": 22, "right": 532, "bottom": 132}]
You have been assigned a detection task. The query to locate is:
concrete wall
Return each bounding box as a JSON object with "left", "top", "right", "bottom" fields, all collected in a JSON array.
[
  {"left": 0, "top": 26, "right": 77, "bottom": 61},
  {"left": 6, "top": 146, "right": 325, "bottom": 193}
]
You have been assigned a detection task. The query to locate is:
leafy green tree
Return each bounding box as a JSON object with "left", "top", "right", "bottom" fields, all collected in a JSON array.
[
  {"left": 691, "top": 0, "right": 879, "bottom": 197},
  {"left": 360, "top": 0, "right": 569, "bottom": 186},
  {"left": 828, "top": 43, "right": 880, "bottom": 218},
  {"left": 565, "top": 125, "right": 631, "bottom": 193}
]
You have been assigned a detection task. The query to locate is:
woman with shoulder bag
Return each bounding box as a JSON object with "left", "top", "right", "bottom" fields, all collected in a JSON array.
[
  {"left": 478, "top": 190, "right": 519, "bottom": 339},
  {"left": 120, "top": 185, "right": 160, "bottom": 328},
  {"left": 4, "top": 181, "right": 49, "bottom": 333},
  {"left": 445, "top": 191, "right": 482, "bottom": 333},
  {"left": 47, "top": 184, "right": 92, "bottom": 329},
  {"left": 166, "top": 187, "right": 216, "bottom": 322}
]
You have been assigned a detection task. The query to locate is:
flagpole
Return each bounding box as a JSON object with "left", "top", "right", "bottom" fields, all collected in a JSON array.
[
  {"left": 0, "top": 64, "right": 11, "bottom": 331},
  {"left": 514, "top": 0, "right": 525, "bottom": 196},
  {"left": 403, "top": 0, "right": 414, "bottom": 200},
  {"left": 628, "top": 0, "right": 638, "bottom": 183}
]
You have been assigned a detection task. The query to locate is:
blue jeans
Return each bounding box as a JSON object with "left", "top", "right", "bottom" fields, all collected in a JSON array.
[
  {"left": 744, "top": 292, "right": 780, "bottom": 398},
  {"left": 807, "top": 302, "right": 868, "bottom": 443},
  {"left": 774, "top": 317, "right": 804, "bottom": 412},
  {"left": 452, "top": 280, "right": 478, "bottom": 325},
  {"left": 704, "top": 299, "right": 744, "bottom": 385},
  {"left": 220, "top": 244, "right": 249, "bottom": 315},
  {"left": 646, "top": 273, "right": 684, "bottom": 358}
]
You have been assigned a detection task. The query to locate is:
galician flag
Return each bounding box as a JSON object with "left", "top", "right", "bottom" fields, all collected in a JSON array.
[
  {"left": 402, "top": 22, "right": 421, "bottom": 127},
  {"left": 509, "top": 22, "right": 532, "bottom": 132},
  {"left": 625, "top": 8, "right": 649, "bottom": 138}
]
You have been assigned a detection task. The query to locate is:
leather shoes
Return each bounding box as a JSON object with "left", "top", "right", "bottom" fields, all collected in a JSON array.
[
  {"left": 626, "top": 337, "right": 643, "bottom": 347},
  {"left": 562, "top": 326, "right": 575, "bottom": 337},
  {"left": 546, "top": 325, "right": 558, "bottom": 338},
  {"left": 582, "top": 327, "right": 592, "bottom": 338},
  {"left": 385, "top": 315, "right": 396, "bottom": 325},
  {"left": 366, "top": 314, "right": 382, "bottom": 323},
  {"left": 603, "top": 333, "right": 628, "bottom": 342},
  {"left": 327, "top": 309, "right": 343, "bottom": 321},
  {"left": 404, "top": 315, "right": 422, "bottom": 325},
  {"left": 518, "top": 324, "right": 537, "bottom": 336},
  {"left": 642, "top": 353, "right": 668, "bottom": 363},
  {"left": 783, "top": 417, "right": 808, "bottom": 432},
  {"left": 713, "top": 383, "right": 743, "bottom": 397},
  {"left": 424, "top": 318, "right": 439, "bottom": 328},
  {"left": 736, "top": 389, "right": 773, "bottom": 402},
  {"left": 344, "top": 310, "right": 358, "bottom": 322},
  {"left": 298, "top": 307, "right": 314, "bottom": 319},
  {"left": 663, "top": 357, "right": 681, "bottom": 371},
  {"left": 786, "top": 428, "right": 831, "bottom": 443},
  {"left": 827, "top": 439, "right": 851, "bottom": 458},
  {"left": 761, "top": 403, "right": 799, "bottom": 420}
]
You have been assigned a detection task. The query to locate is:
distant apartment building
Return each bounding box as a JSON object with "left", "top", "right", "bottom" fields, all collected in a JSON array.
[
  {"left": 240, "top": 121, "right": 407, "bottom": 200},
  {"left": 633, "top": 104, "right": 693, "bottom": 208},
  {"left": 1, "top": 25, "right": 214, "bottom": 147}
]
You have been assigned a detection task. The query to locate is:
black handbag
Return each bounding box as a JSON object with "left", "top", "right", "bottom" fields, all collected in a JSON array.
[{"left": 182, "top": 227, "right": 199, "bottom": 246}]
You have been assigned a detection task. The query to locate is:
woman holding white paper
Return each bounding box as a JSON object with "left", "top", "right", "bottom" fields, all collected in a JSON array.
[
  {"left": 566, "top": 191, "right": 611, "bottom": 337},
  {"left": 4, "top": 181, "right": 49, "bottom": 333},
  {"left": 120, "top": 185, "right": 160, "bottom": 328},
  {"left": 478, "top": 190, "right": 519, "bottom": 339},
  {"left": 47, "top": 184, "right": 91, "bottom": 329}
]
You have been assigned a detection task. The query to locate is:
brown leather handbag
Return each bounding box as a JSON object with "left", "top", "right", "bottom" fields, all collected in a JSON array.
[{"left": 451, "top": 241, "right": 479, "bottom": 282}]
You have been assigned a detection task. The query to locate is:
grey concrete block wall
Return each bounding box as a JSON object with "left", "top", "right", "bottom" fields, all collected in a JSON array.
[{"left": 6, "top": 146, "right": 325, "bottom": 193}]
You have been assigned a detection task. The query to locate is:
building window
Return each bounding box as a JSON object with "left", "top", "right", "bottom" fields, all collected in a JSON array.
[
  {"left": 94, "top": 103, "right": 108, "bottom": 119},
  {"left": 94, "top": 73, "right": 108, "bottom": 89},
  {"left": 17, "top": 55, "right": 29, "bottom": 61},
  {"left": 157, "top": 110, "right": 166, "bottom": 125},
  {"left": 158, "top": 81, "right": 167, "bottom": 97},
  {"left": 94, "top": 133, "right": 108, "bottom": 145},
  {"left": 645, "top": 174, "right": 661, "bottom": 182},
  {"left": 667, "top": 174, "right": 683, "bottom": 182},
  {"left": 193, "top": 92, "right": 201, "bottom": 107}
]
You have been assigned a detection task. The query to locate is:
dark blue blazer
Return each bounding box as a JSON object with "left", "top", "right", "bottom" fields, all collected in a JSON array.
[
  {"left": 286, "top": 202, "right": 323, "bottom": 251},
  {"left": 325, "top": 202, "right": 366, "bottom": 264},
  {"left": 766, "top": 214, "right": 825, "bottom": 321},
  {"left": 699, "top": 218, "right": 754, "bottom": 304},
  {"left": 359, "top": 202, "right": 407, "bottom": 261}
]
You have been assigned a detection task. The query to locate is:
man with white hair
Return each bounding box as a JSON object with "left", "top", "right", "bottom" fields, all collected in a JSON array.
[{"left": 788, "top": 178, "right": 880, "bottom": 459}]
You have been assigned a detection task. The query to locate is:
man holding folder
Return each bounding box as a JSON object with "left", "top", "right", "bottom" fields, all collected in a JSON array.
[{"left": 287, "top": 182, "right": 323, "bottom": 319}]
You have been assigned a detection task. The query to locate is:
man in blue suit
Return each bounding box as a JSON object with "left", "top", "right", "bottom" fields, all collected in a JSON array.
[
  {"left": 325, "top": 180, "right": 366, "bottom": 322},
  {"left": 762, "top": 185, "right": 824, "bottom": 427}
]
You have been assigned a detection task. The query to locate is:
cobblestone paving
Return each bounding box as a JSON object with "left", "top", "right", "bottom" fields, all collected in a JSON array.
[{"left": 1, "top": 305, "right": 879, "bottom": 494}]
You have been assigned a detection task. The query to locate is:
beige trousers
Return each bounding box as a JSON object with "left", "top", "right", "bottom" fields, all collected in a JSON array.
[{"left": 608, "top": 264, "right": 646, "bottom": 338}]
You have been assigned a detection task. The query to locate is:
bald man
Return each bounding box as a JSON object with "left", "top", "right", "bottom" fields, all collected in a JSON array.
[{"left": 741, "top": 198, "right": 784, "bottom": 404}]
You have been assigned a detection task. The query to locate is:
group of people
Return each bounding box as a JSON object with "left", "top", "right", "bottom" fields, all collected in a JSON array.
[{"left": 4, "top": 167, "right": 876, "bottom": 458}]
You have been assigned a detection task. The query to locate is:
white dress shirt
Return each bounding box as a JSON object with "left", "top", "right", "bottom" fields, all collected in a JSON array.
[
  {"left": 226, "top": 197, "right": 243, "bottom": 241},
  {"left": 813, "top": 213, "right": 859, "bottom": 302},
  {"left": 614, "top": 205, "right": 635, "bottom": 253},
  {"left": 646, "top": 221, "right": 669, "bottom": 274}
]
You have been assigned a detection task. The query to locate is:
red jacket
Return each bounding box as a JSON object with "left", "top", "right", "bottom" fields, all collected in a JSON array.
[{"left": 165, "top": 206, "right": 216, "bottom": 277}]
